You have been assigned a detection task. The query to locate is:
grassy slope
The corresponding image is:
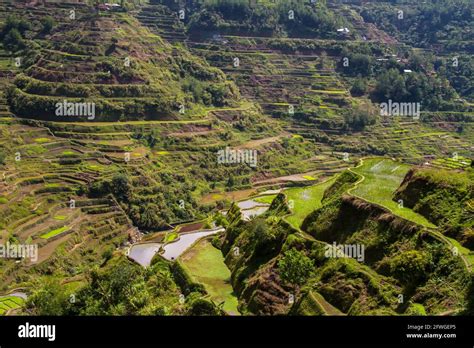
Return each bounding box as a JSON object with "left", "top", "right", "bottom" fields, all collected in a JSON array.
[
  {"left": 284, "top": 177, "right": 338, "bottom": 229},
  {"left": 180, "top": 238, "right": 239, "bottom": 315},
  {"left": 297, "top": 290, "right": 345, "bottom": 316},
  {"left": 349, "top": 158, "right": 435, "bottom": 228}
]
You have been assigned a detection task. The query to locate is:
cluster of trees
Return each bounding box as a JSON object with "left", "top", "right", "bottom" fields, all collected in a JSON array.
[
  {"left": 337, "top": 45, "right": 460, "bottom": 109},
  {"left": 436, "top": 54, "right": 474, "bottom": 102},
  {"left": 279, "top": 1, "right": 342, "bottom": 38},
  {"left": 360, "top": 0, "right": 473, "bottom": 49},
  {"left": 25, "top": 255, "right": 222, "bottom": 315},
  {"left": 350, "top": 78, "right": 368, "bottom": 97},
  {"left": 179, "top": 0, "right": 344, "bottom": 38},
  {"left": 356, "top": 1, "right": 474, "bottom": 101},
  {"left": 0, "top": 16, "right": 30, "bottom": 52},
  {"left": 89, "top": 173, "right": 198, "bottom": 231},
  {"left": 337, "top": 52, "right": 373, "bottom": 77},
  {"left": 372, "top": 68, "right": 457, "bottom": 110},
  {"left": 182, "top": 77, "right": 238, "bottom": 106},
  {"left": 0, "top": 15, "right": 56, "bottom": 52}
]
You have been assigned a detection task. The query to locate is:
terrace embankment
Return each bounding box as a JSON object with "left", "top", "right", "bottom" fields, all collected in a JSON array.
[
  {"left": 216, "top": 170, "right": 471, "bottom": 315},
  {"left": 394, "top": 167, "right": 474, "bottom": 248},
  {"left": 301, "top": 172, "right": 471, "bottom": 314}
]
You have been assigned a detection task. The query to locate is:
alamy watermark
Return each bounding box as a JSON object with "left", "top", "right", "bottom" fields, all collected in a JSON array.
[
  {"left": 55, "top": 100, "right": 95, "bottom": 120},
  {"left": 0, "top": 243, "right": 38, "bottom": 262},
  {"left": 217, "top": 147, "right": 258, "bottom": 168},
  {"left": 18, "top": 322, "right": 55, "bottom": 342},
  {"left": 380, "top": 99, "right": 420, "bottom": 120},
  {"left": 324, "top": 242, "right": 365, "bottom": 262}
]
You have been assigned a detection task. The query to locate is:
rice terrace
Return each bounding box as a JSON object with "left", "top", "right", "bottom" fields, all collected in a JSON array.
[{"left": 0, "top": 0, "right": 473, "bottom": 329}]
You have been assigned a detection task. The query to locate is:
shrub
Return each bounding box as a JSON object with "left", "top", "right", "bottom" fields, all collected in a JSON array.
[
  {"left": 40, "top": 16, "right": 55, "bottom": 34},
  {"left": 278, "top": 248, "right": 314, "bottom": 286},
  {"left": 350, "top": 78, "right": 368, "bottom": 96},
  {"left": 388, "top": 250, "right": 430, "bottom": 287},
  {"left": 343, "top": 103, "right": 376, "bottom": 131},
  {"left": 0, "top": 149, "right": 5, "bottom": 165}
]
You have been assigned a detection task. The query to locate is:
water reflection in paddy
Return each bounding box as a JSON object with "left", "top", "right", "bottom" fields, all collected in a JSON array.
[
  {"left": 161, "top": 229, "right": 224, "bottom": 261},
  {"left": 128, "top": 228, "right": 224, "bottom": 266},
  {"left": 128, "top": 243, "right": 162, "bottom": 267}
]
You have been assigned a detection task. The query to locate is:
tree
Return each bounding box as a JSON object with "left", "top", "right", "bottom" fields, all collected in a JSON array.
[
  {"left": 187, "top": 297, "right": 222, "bottom": 316},
  {"left": 111, "top": 173, "right": 131, "bottom": 202},
  {"left": 389, "top": 250, "right": 430, "bottom": 286},
  {"left": 207, "top": 83, "right": 228, "bottom": 106},
  {"left": 1, "top": 15, "right": 30, "bottom": 51},
  {"left": 252, "top": 219, "right": 270, "bottom": 244},
  {"left": 350, "top": 77, "right": 368, "bottom": 96},
  {"left": 77, "top": 257, "right": 148, "bottom": 315},
  {"left": 139, "top": 203, "right": 167, "bottom": 230},
  {"left": 1, "top": 15, "right": 31, "bottom": 36},
  {"left": 278, "top": 248, "right": 314, "bottom": 286},
  {"left": 226, "top": 175, "right": 235, "bottom": 188},
  {"left": 214, "top": 212, "right": 229, "bottom": 227},
  {"left": 102, "top": 247, "right": 114, "bottom": 262},
  {"left": 341, "top": 53, "right": 372, "bottom": 77},
  {"left": 343, "top": 103, "right": 377, "bottom": 131},
  {"left": 25, "top": 279, "right": 72, "bottom": 315},
  {"left": 3, "top": 28, "right": 25, "bottom": 51},
  {"left": 40, "top": 16, "right": 55, "bottom": 34}
]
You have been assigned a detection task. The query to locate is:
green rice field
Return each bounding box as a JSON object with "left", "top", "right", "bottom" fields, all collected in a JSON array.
[
  {"left": 180, "top": 238, "right": 239, "bottom": 315},
  {"left": 350, "top": 158, "right": 436, "bottom": 228},
  {"left": 0, "top": 296, "right": 24, "bottom": 315}
]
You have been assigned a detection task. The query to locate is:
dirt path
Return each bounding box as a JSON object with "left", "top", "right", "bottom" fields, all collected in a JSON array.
[{"left": 236, "top": 134, "right": 289, "bottom": 149}]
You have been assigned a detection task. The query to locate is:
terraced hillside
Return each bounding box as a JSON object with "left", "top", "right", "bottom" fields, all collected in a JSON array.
[
  {"left": 190, "top": 39, "right": 472, "bottom": 158},
  {"left": 4, "top": 1, "right": 239, "bottom": 121},
  {"left": 139, "top": 0, "right": 472, "bottom": 167},
  {"left": 0, "top": 116, "right": 136, "bottom": 286}
]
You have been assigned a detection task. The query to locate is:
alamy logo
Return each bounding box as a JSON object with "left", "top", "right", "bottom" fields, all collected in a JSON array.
[
  {"left": 0, "top": 243, "right": 38, "bottom": 262},
  {"left": 380, "top": 99, "right": 420, "bottom": 119},
  {"left": 324, "top": 242, "right": 365, "bottom": 262},
  {"left": 217, "top": 147, "right": 257, "bottom": 168},
  {"left": 18, "top": 322, "right": 56, "bottom": 341},
  {"left": 55, "top": 100, "right": 95, "bottom": 120}
]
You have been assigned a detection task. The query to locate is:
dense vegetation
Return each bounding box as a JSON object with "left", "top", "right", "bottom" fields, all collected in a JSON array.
[
  {"left": 359, "top": 0, "right": 474, "bottom": 102},
  {"left": 395, "top": 168, "right": 474, "bottom": 248},
  {"left": 155, "top": 0, "right": 346, "bottom": 38},
  {"left": 26, "top": 255, "right": 222, "bottom": 315}
]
